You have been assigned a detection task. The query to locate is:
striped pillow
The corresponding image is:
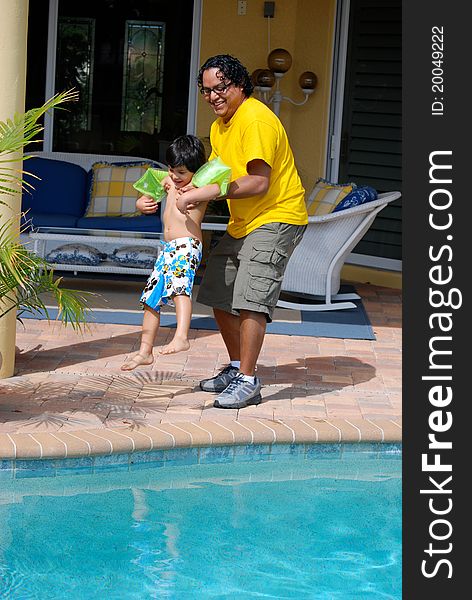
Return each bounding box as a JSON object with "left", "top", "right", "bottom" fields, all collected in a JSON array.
[
  {"left": 306, "top": 178, "right": 356, "bottom": 216},
  {"left": 85, "top": 162, "right": 154, "bottom": 218}
]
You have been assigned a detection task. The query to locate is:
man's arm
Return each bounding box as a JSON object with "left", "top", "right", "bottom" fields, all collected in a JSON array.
[
  {"left": 176, "top": 159, "right": 271, "bottom": 214},
  {"left": 223, "top": 159, "right": 271, "bottom": 199}
]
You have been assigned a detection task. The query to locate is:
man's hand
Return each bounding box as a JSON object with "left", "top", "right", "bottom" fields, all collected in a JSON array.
[
  {"left": 176, "top": 183, "right": 221, "bottom": 214},
  {"left": 136, "top": 195, "right": 159, "bottom": 214},
  {"left": 175, "top": 186, "right": 202, "bottom": 215},
  {"left": 178, "top": 182, "right": 196, "bottom": 194},
  {"left": 176, "top": 192, "right": 198, "bottom": 215}
]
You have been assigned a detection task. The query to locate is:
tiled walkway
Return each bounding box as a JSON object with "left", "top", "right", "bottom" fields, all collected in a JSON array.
[{"left": 0, "top": 283, "right": 401, "bottom": 459}]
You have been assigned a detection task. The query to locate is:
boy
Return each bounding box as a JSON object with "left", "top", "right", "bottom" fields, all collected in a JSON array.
[{"left": 121, "top": 135, "right": 225, "bottom": 371}]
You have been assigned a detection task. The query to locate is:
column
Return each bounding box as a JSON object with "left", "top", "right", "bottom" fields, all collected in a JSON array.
[{"left": 0, "top": 0, "right": 29, "bottom": 378}]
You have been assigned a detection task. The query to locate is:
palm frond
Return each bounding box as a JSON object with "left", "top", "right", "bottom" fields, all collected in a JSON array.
[
  {"left": 0, "top": 89, "right": 78, "bottom": 196},
  {"left": 0, "top": 89, "right": 94, "bottom": 333},
  {"left": 0, "top": 217, "right": 93, "bottom": 332}
]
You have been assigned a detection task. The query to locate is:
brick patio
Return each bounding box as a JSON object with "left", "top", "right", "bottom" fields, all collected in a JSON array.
[{"left": 0, "top": 282, "right": 401, "bottom": 459}]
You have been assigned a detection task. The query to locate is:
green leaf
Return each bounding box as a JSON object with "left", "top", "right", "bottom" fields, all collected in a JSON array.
[
  {"left": 0, "top": 89, "right": 95, "bottom": 333},
  {"left": 0, "top": 89, "right": 79, "bottom": 196}
]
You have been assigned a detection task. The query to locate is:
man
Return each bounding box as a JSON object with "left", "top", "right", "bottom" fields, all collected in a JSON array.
[{"left": 177, "top": 54, "right": 308, "bottom": 409}]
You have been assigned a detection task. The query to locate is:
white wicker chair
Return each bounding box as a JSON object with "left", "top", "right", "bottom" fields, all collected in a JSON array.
[{"left": 277, "top": 191, "right": 402, "bottom": 311}]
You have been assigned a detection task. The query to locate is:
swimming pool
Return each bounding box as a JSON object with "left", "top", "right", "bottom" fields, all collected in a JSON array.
[{"left": 0, "top": 443, "right": 401, "bottom": 599}]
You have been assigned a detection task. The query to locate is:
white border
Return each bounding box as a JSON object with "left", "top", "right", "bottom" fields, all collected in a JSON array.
[
  {"left": 327, "top": 0, "right": 350, "bottom": 181},
  {"left": 186, "top": 0, "right": 203, "bottom": 134},
  {"left": 44, "top": 0, "right": 59, "bottom": 151}
]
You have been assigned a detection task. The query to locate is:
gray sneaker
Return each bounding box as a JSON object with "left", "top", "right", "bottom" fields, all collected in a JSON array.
[
  {"left": 199, "top": 365, "right": 240, "bottom": 393},
  {"left": 214, "top": 374, "right": 262, "bottom": 409}
]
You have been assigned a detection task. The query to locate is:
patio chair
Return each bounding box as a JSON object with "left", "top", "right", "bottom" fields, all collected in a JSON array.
[{"left": 277, "top": 191, "right": 402, "bottom": 311}]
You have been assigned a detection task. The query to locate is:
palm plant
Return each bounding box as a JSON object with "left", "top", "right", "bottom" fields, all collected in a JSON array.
[{"left": 0, "top": 90, "right": 92, "bottom": 331}]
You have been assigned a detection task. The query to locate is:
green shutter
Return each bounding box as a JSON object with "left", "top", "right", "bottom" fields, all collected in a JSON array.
[{"left": 339, "top": 0, "right": 402, "bottom": 260}]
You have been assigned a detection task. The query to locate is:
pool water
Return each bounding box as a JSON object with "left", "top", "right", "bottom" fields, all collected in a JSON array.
[{"left": 0, "top": 444, "right": 401, "bottom": 599}]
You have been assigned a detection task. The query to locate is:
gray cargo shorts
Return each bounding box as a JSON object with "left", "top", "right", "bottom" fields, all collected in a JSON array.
[{"left": 197, "top": 222, "right": 306, "bottom": 322}]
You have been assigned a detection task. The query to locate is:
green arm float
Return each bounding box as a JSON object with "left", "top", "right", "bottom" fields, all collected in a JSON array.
[
  {"left": 133, "top": 168, "right": 168, "bottom": 202},
  {"left": 191, "top": 156, "right": 232, "bottom": 196}
]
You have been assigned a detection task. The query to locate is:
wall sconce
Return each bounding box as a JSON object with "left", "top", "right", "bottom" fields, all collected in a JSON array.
[{"left": 252, "top": 48, "right": 317, "bottom": 117}]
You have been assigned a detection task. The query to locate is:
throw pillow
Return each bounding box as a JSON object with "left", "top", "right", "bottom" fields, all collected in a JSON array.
[
  {"left": 46, "top": 244, "right": 106, "bottom": 266},
  {"left": 306, "top": 178, "right": 356, "bottom": 216},
  {"left": 109, "top": 245, "right": 158, "bottom": 269},
  {"left": 333, "top": 186, "right": 378, "bottom": 212},
  {"left": 84, "top": 162, "right": 155, "bottom": 218}
]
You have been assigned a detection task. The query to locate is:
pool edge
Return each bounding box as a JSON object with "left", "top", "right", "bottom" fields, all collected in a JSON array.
[{"left": 0, "top": 416, "right": 402, "bottom": 460}]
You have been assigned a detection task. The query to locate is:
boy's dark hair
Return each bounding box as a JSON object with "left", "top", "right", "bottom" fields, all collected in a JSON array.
[
  {"left": 197, "top": 54, "right": 254, "bottom": 97},
  {"left": 166, "top": 135, "right": 206, "bottom": 173}
]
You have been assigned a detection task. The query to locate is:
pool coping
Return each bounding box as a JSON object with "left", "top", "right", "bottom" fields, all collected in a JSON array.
[{"left": 0, "top": 415, "right": 401, "bottom": 460}]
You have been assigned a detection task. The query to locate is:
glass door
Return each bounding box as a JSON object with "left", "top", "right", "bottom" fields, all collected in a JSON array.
[{"left": 45, "top": 0, "right": 195, "bottom": 163}]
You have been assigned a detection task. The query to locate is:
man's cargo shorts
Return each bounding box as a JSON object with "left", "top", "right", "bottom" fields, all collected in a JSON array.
[{"left": 197, "top": 222, "right": 306, "bottom": 322}]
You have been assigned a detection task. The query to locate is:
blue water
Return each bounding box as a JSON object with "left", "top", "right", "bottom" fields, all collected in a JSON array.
[{"left": 0, "top": 445, "right": 401, "bottom": 599}]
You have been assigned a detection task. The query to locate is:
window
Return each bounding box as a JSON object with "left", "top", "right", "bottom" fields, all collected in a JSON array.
[
  {"left": 121, "top": 21, "right": 166, "bottom": 135},
  {"left": 55, "top": 17, "right": 95, "bottom": 136}
]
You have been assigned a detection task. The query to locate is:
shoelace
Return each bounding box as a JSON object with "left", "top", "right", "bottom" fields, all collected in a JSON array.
[{"left": 222, "top": 374, "right": 246, "bottom": 394}]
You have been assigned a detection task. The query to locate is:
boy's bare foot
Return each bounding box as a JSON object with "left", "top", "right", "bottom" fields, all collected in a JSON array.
[
  {"left": 159, "top": 337, "right": 190, "bottom": 355},
  {"left": 121, "top": 352, "right": 154, "bottom": 371}
]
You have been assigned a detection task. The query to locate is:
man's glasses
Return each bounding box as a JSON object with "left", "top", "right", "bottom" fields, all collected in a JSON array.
[{"left": 199, "top": 82, "right": 232, "bottom": 97}]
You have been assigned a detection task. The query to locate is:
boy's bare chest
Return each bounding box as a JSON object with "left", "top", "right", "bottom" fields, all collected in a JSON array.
[{"left": 163, "top": 192, "right": 183, "bottom": 221}]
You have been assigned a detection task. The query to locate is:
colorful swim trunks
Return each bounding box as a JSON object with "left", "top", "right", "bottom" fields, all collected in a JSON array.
[{"left": 140, "top": 237, "right": 203, "bottom": 312}]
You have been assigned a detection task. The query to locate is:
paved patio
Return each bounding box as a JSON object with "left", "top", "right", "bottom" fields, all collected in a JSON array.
[{"left": 0, "top": 282, "right": 401, "bottom": 459}]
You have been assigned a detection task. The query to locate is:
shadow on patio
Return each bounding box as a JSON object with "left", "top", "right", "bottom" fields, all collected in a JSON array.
[{"left": 0, "top": 282, "right": 401, "bottom": 456}]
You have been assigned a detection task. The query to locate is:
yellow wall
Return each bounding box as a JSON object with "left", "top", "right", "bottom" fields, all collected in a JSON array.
[
  {"left": 341, "top": 265, "right": 402, "bottom": 290},
  {"left": 196, "top": 0, "right": 336, "bottom": 193}
]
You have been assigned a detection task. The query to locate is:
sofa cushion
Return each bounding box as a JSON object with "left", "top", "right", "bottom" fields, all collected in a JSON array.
[
  {"left": 306, "top": 178, "right": 356, "bottom": 216},
  {"left": 75, "top": 215, "right": 161, "bottom": 232},
  {"left": 23, "top": 213, "right": 80, "bottom": 229},
  {"left": 84, "top": 161, "right": 155, "bottom": 217},
  {"left": 22, "top": 157, "right": 88, "bottom": 216}
]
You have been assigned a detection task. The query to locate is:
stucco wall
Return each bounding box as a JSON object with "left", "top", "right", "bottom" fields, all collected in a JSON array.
[{"left": 196, "top": 0, "right": 336, "bottom": 192}]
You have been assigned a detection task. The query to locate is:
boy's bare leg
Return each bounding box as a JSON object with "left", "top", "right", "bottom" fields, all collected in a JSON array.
[
  {"left": 159, "top": 294, "right": 191, "bottom": 354},
  {"left": 121, "top": 305, "right": 160, "bottom": 370}
]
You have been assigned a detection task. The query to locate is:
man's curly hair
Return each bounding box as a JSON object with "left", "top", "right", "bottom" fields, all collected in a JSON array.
[{"left": 197, "top": 54, "right": 254, "bottom": 97}]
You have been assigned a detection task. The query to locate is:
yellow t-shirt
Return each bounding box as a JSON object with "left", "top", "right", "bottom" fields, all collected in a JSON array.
[{"left": 209, "top": 97, "right": 308, "bottom": 238}]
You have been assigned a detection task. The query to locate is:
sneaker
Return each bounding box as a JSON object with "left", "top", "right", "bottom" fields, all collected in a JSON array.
[
  {"left": 199, "top": 365, "right": 240, "bottom": 393},
  {"left": 213, "top": 374, "right": 262, "bottom": 409}
]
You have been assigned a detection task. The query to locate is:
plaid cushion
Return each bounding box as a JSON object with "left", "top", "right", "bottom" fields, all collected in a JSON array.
[
  {"left": 84, "top": 162, "right": 154, "bottom": 218},
  {"left": 306, "top": 178, "right": 356, "bottom": 216}
]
